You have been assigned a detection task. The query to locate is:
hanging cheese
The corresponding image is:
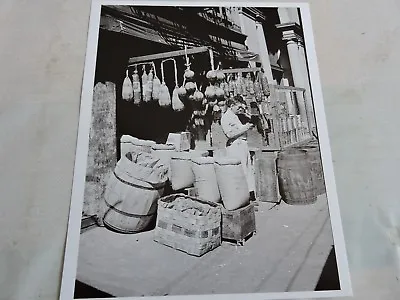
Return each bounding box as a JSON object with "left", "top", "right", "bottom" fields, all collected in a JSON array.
[
  {"left": 172, "top": 58, "right": 184, "bottom": 111},
  {"left": 172, "top": 86, "right": 184, "bottom": 111},
  {"left": 152, "top": 64, "right": 161, "bottom": 101},
  {"left": 185, "top": 82, "right": 196, "bottom": 94},
  {"left": 247, "top": 73, "right": 255, "bottom": 95},
  {"left": 254, "top": 72, "right": 263, "bottom": 103},
  {"left": 177, "top": 87, "right": 187, "bottom": 99},
  {"left": 159, "top": 83, "right": 171, "bottom": 107},
  {"left": 206, "top": 70, "right": 217, "bottom": 82},
  {"left": 205, "top": 85, "right": 216, "bottom": 100},
  {"left": 144, "top": 68, "right": 154, "bottom": 103},
  {"left": 228, "top": 75, "right": 235, "bottom": 93},
  {"left": 235, "top": 74, "right": 243, "bottom": 95},
  {"left": 184, "top": 68, "right": 195, "bottom": 81},
  {"left": 215, "top": 87, "right": 225, "bottom": 99},
  {"left": 216, "top": 71, "right": 225, "bottom": 82},
  {"left": 222, "top": 81, "right": 230, "bottom": 97},
  {"left": 141, "top": 66, "right": 148, "bottom": 100},
  {"left": 159, "top": 61, "right": 171, "bottom": 107},
  {"left": 122, "top": 70, "right": 133, "bottom": 101},
  {"left": 241, "top": 74, "right": 248, "bottom": 96},
  {"left": 132, "top": 67, "right": 141, "bottom": 105},
  {"left": 194, "top": 90, "right": 204, "bottom": 102},
  {"left": 260, "top": 71, "right": 271, "bottom": 97}
]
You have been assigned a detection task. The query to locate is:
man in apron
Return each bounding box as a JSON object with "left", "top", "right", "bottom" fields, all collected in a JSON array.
[{"left": 221, "top": 96, "right": 256, "bottom": 201}]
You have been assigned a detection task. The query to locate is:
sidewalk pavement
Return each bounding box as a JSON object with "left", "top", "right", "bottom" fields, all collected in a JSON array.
[{"left": 76, "top": 194, "right": 335, "bottom": 297}]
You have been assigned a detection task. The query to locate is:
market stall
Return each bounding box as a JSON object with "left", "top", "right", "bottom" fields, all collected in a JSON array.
[{"left": 76, "top": 6, "right": 334, "bottom": 298}]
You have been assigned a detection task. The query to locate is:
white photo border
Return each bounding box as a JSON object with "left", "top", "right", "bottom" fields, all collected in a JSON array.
[{"left": 59, "top": 1, "right": 352, "bottom": 299}]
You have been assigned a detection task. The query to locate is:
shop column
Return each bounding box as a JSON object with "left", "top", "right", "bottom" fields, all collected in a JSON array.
[
  {"left": 276, "top": 23, "right": 311, "bottom": 130},
  {"left": 297, "top": 39, "right": 316, "bottom": 130},
  {"left": 255, "top": 15, "right": 273, "bottom": 82}
]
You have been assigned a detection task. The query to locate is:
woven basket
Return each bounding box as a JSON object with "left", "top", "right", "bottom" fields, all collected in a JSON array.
[{"left": 154, "top": 193, "right": 222, "bottom": 257}]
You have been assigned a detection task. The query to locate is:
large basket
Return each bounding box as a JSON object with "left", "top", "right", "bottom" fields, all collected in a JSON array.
[{"left": 154, "top": 194, "right": 222, "bottom": 257}]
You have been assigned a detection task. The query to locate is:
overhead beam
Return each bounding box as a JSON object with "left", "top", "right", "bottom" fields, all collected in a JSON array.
[{"left": 128, "top": 46, "right": 209, "bottom": 65}]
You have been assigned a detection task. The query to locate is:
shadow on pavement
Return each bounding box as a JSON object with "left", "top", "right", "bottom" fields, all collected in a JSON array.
[{"left": 74, "top": 246, "right": 340, "bottom": 298}]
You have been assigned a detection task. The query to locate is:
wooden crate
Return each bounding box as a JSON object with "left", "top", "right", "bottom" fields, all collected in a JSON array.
[
  {"left": 254, "top": 150, "right": 281, "bottom": 203},
  {"left": 219, "top": 203, "right": 257, "bottom": 246}
]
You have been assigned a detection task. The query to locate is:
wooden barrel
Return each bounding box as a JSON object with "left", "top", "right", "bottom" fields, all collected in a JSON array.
[
  {"left": 254, "top": 150, "right": 280, "bottom": 203},
  {"left": 102, "top": 156, "right": 167, "bottom": 234},
  {"left": 294, "top": 145, "right": 326, "bottom": 196},
  {"left": 277, "top": 149, "right": 317, "bottom": 205}
]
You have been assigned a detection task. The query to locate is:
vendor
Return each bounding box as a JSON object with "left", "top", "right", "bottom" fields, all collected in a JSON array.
[{"left": 221, "top": 95, "right": 256, "bottom": 202}]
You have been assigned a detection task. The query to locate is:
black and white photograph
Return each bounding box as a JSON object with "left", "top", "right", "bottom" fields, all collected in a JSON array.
[{"left": 60, "top": 1, "right": 351, "bottom": 299}]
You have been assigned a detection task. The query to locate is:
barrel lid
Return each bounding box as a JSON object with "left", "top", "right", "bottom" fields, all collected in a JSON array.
[
  {"left": 152, "top": 144, "right": 176, "bottom": 150},
  {"left": 191, "top": 156, "right": 215, "bottom": 164},
  {"left": 214, "top": 157, "right": 241, "bottom": 165}
]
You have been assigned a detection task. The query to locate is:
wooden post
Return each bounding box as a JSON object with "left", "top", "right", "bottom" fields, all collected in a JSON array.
[{"left": 84, "top": 82, "right": 117, "bottom": 226}]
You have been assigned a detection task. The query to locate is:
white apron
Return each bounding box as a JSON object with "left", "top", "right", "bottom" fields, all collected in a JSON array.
[{"left": 221, "top": 109, "right": 255, "bottom": 193}]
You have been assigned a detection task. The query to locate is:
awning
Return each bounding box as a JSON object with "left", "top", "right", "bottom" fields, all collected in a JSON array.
[{"left": 101, "top": 5, "right": 249, "bottom": 59}]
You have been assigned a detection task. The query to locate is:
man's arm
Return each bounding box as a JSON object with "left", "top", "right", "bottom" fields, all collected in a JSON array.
[{"left": 222, "top": 119, "right": 253, "bottom": 140}]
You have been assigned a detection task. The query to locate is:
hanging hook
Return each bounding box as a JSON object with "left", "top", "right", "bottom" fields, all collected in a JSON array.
[
  {"left": 209, "top": 48, "right": 215, "bottom": 71},
  {"left": 184, "top": 45, "right": 190, "bottom": 67},
  {"left": 118, "top": 20, "right": 124, "bottom": 32}
]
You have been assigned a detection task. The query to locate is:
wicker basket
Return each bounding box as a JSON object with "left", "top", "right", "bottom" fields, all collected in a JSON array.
[{"left": 154, "top": 194, "right": 222, "bottom": 257}]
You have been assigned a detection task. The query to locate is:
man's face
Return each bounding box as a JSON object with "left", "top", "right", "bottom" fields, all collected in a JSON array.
[
  {"left": 236, "top": 104, "right": 246, "bottom": 114},
  {"left": 231, "top": 104, "right": 241, "bottom": 114}
]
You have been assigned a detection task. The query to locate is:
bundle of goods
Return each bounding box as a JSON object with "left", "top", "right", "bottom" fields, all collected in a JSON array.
[
  {"left": 218, "top": 202, "right": 256, "bottom": 246},
  {"left": 154, "top": 194, "right": 222, "bottom": 257},
  {"left": 220, "top": 69, "right": 270, "bottom": 102},
  {"left": 103, "top": 151, "right": 169, "bottom": 233},
  {"left": 131, "top": 66, "right": 141, "bottom": 105},
  {"left": 169, "top": 150, "right": 208, "bottom": 191},
  {"left": 151, "top": 143, "right": 176, "bottom": 177},
  {"left": 122, "top": 69, "right": 133, "bottom": 101},
  {"left": 205, "top": 66, "right": 226, "bottom": 111},
  {"left": 190, "top": 156, "right": 255, "bottom": 246},
  {"left": 277, "top": 148, "right": 318, "bottom": 205},
  {"left": 214, "top": 157, "right": 250, "bottom": 211},
  {"left": 120, "top": 135, "right": 156, "bottom": 157},
  {"left": 159, "top": 59, "right": 172, "bottom": 108},
  {"left": 191, "top": 157, "right": 221, "bottom": 203}
]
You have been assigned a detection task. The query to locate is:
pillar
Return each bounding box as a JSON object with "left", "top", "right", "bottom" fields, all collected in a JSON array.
[
  {"left": 238, "top": 9, "right": 256, "bottom": 68},
  {"left": 297, "top": 39, "right": 316, "bottom": 130},
  {"left": 284, "top": 37, "right": 309, "bottom": 128},
  {"left": 255, "top": 15, "right": 274, "bottom": 82}
]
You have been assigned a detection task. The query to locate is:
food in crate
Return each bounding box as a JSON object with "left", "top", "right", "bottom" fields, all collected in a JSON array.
[
  {"left": 164, "top": 196, "right": 212, "bottom": 216},
  {"left": 154, "top": 194, "right": 222, "bottom": 257}
]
